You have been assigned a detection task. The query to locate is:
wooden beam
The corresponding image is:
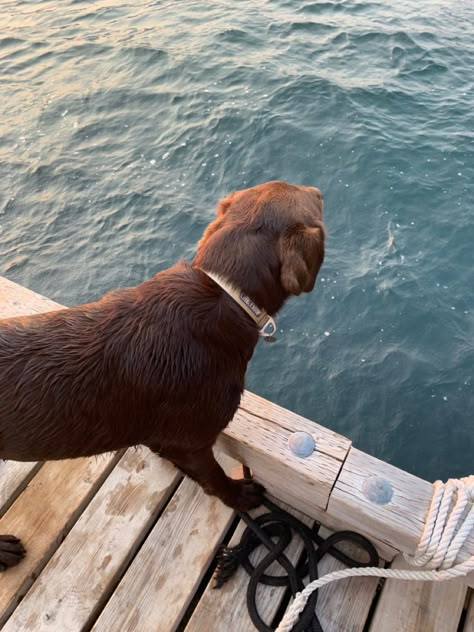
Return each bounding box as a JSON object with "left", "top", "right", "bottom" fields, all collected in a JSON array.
[
  {"left": 217, "top": 406, "right": 350, "bottom": 513},
  {"left": 219, "top": 400, "right": 473, "bottom": 585},
  {"left": 240, "top": 391, "right": 349, "bottom": 461},
  {"left": 0, "top": 276, "right": 62, "bottom": 319},
  {"left": 328, "top": 448, "right": 474, "bottom": 587},
  {"left": 218, "top": 414, "right": 398, "bottom": 561}
]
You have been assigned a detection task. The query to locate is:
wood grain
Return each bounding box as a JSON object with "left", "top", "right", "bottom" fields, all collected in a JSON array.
[
  {"left": 370, "top": 554, "right": 467, "bottom": 632},
  {"left": 1, "top": 448, "right": 180, "bottom": 632},
  {"left": 0, "top": 454, "right": 120, "bottom": 626},
  {"left": 313, "top": 526, "right": 381, "bottom": 632},
  {"left": 0, "top": 461, "right": 42, "bottom": 518},
  {"left": 0, "top": 276, "right": 62, "bottom": 319},
  {"left": 218, "top": 406, "right": 350, "bottom": 513},
  {"left": 240, "top": 390, "right": 350, "bottom": 461},
  {"left": 92, "top": 456, "right": 237, "bottom": 632},
  {"left": 328, "top": 448, "right": 474, "bottom": 587}
]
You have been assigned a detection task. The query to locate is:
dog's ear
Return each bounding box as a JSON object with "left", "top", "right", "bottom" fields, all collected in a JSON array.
[
  {"left": 217, "top": 192, "right": 235, "bottom": 216},
  {"left": 278, "top": 224, "right": 325, "bottom": 295},
  {"left": 197, "top": 193, "right": 235, "bottom": 249}
]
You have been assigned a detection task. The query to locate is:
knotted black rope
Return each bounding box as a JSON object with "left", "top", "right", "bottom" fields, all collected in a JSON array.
[{"left": 213, "top": 496, "right": 379, "bottom": 632}]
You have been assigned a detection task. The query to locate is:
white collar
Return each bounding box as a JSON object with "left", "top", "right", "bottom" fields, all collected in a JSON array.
[{"left": 200, "top": 269, "right": 277, "bottom": 340}]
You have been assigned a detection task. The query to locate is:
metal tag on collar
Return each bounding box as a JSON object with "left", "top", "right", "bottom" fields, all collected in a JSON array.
[{"left": 259, "top": 316, "right": 277, "bottom": 343}]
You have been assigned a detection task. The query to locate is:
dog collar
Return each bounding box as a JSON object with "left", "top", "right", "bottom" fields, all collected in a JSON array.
[{"left": 200, "top": 269, "right": 277, "bottom": 340}]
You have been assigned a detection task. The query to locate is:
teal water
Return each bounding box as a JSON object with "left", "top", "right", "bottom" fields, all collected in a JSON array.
[{"left": 1, "top": 1, "right": 472, "bottom": 481}]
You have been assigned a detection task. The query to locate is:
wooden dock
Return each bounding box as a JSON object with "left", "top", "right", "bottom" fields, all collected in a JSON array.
[{"left": 0, "top": 276, "right": 472, "bottom": 632}]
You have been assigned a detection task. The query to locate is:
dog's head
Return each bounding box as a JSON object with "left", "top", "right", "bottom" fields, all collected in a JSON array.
[{"left": 194, "top": 180, "right": 325, "bottom": 314}]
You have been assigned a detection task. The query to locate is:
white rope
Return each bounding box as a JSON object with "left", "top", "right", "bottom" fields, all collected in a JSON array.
[{"left": 276, "top": 476, "right": 474, "bottom": 632}]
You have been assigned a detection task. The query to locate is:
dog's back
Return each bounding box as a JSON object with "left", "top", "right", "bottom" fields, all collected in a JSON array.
[{"left": 0, "top": 262, "right": 253, "bottom": 462}]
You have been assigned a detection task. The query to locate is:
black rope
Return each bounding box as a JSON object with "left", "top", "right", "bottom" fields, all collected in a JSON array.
[{"left": 213, "top": 496, "right": 379, "bottom": 632}]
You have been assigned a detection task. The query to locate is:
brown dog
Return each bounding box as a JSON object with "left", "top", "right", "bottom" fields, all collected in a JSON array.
[{"left": 0, "top": 180, "right": 324, "bottom": 570}]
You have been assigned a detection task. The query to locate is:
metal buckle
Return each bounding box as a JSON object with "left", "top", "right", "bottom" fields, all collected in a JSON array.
[{"left": 259, "top": 316, "right": 277, "bottom": 343}]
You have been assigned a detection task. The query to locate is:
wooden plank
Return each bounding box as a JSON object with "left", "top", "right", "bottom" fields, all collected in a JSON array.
[
  {"left": 91, "top": 455, "right": 237, "bottom": 632},
  {"left": 1, "top": 448, "right": 180, "bottom": 632},
  {"left": 0, "top": 453, "right": 120, "bottom": 626},
  {"left": 313, "top": 526, "right": 380, "bottom": 632},
  {"left": 370, "top": 554, "right": 468, "bottom": 632},
  {"left": 185, "top": 501, "right": 312, "bottom": 632},
  {"left": 465, "top": 591, "right": 474, "bottom": 632},
  {"left": 0, "top": 276, "right": 62, "bottom": 318},
  {"left": 328, "top": 448, "right": 474, "bottom": 587},
  {"left": 0, "top": 461, "right": 42, "bottom": 517}
]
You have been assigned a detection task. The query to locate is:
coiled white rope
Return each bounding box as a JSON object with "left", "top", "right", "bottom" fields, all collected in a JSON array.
[{"left": 276, "top": 475, "right": 474, "bottom": 632}]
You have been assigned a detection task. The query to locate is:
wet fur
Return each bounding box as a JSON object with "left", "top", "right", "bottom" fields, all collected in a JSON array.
[{"left": 0, "top": 180, "right": 324, "bottom": 569}]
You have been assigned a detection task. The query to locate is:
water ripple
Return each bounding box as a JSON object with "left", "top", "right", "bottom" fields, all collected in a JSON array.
[{"left": 0, "top": 0, "right": 473, "bottom": 481}]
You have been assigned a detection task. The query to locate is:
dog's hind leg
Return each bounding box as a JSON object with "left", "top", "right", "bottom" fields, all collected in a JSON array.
[
  {"left": 153, "top": 445, "right": 265, "bottom": 512},
  {"left": 0, "top": 535, "right": 26, "bottom": 571}
]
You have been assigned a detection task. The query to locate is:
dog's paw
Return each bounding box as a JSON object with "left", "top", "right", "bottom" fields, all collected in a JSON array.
[
  {"left": 228, "top": 478, "right": 266, "bottom": 512},
  {"left": 0, "top": 535, "right": 26, "bottom": 572}
]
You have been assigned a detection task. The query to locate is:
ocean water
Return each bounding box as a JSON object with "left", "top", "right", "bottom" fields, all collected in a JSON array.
[{"left": 0, "top": 0, "right": 472, "bottom": 482}]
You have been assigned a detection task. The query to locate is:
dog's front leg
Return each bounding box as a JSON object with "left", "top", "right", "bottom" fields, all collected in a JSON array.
[{"left": 154, "top": 445, "right": 264, "bottom": 512}]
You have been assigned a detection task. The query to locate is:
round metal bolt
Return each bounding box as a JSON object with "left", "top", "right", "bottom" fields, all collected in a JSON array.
[
  {"left": 288, "top": 432, "right": 315, "bottom": 458},
  {"left": 363, "top": 476, "right": 393, "bottom": 505}
]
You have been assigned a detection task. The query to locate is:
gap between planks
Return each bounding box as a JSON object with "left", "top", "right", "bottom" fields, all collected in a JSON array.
[
  {"left": 91, "top": 454, "right": 238, "bottom": 632},
  {"left": 0, "top": 453, "right": 122, "bottom": 627},
  {"left": 369, "top": 554, "right": 468, "bottom": 632}
]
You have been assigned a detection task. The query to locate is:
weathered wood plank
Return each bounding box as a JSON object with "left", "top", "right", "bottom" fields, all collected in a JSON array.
[
  {"left": 0, "top": 454, "right": 120, "bottom": 626},
  {"left": 92, "top": 455, "right": 237, "bottom": 632},
  {"left": 328, "top": 448, "right": 474, "bottom": 587},
  {"left": 185, "top": 501, "right": 312, "bottom": 632},
  {"left": 313, "top": 526, "right": 380, "bottom": 632},
  {"left": 218, "top": 410, "right": 398, "bottom": 561},
  {"left": 1, "top": 448, "right": 180, "bottom": 632},
  {"left": 0, "top": 461, "right": 42, "bottom": 518},
  {"left": 370, "top": 554, "right": 468, "bottom": 632},
  {"left": 465, "top": 591, "right": 474, "bottom": 631},
  {"left": 0, "top": 276, "right": 62, "bottom": 318}
]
